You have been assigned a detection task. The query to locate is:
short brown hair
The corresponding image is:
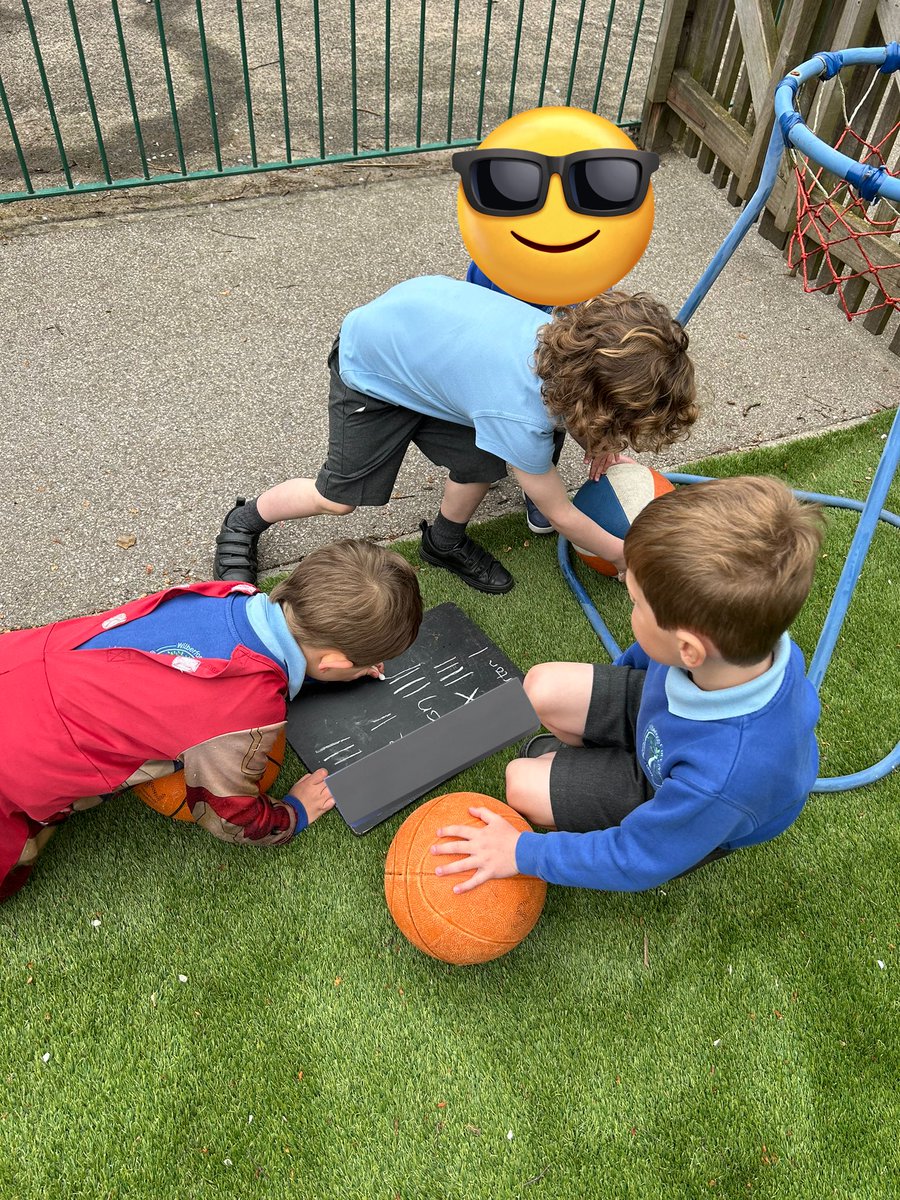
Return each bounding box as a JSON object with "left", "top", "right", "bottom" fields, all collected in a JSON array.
[
  {"left": 534, "top": 291, "right": 698, "bottom": 455},
  {"left": 270, "top": 539, "right": 423, "bottom": 665},
  {"left": 624, "top": 476, "right": 826, "bottom": 665}
]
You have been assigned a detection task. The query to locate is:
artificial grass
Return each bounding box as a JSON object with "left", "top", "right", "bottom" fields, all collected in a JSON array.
[{"left": 1, "top": 412, "right": 897, "bottom": 1199}]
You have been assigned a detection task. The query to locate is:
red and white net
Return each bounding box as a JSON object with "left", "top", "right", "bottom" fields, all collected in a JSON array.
[{"left": 787, "top": 71, "right": 900, "bottom": 320}]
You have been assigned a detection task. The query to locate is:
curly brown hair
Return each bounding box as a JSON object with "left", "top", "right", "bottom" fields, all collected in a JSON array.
[{"left": 533, "top": 291, "right": 698, "bottom": 455}]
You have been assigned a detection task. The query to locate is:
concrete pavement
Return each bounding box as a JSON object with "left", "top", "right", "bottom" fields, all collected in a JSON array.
[{"left": 2, "top": 148, "right": 898, "bottom": 628}]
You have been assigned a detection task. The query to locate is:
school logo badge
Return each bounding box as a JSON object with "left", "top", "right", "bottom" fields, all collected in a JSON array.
[{"left": 641, "top": 725, "right": 664, "bottom": 788}]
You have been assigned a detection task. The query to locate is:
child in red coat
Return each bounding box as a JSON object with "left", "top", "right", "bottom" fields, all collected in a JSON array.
[{"left": 0, "top": 539, "right": 422, "bottom": 901}]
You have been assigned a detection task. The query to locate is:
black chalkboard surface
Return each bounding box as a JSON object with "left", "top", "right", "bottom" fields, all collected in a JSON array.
[{"left": 285, "top": 602, "right": 539, "bottom": 833}]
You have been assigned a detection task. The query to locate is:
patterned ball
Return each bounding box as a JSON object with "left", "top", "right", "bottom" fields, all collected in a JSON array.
[{"left": 571, "top": 463, "right": 674, "bottom": 575}]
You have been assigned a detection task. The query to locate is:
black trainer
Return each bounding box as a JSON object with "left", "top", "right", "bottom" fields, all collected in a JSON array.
[
  {"left": 213, "top": 497, "right": 260, "bottom": 583},
  {"left": 519, "top": 733, "right": 566, "bottom": 759},
  {"left": 418, "top": 520, "right": 514, "bottom": 594}
]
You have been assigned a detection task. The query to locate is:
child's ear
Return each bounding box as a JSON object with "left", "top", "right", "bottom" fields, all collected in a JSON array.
[
  {"left": 315, "top": 650, "right": 355, "bottom": 673},
  {"left": 676, "top": 630, "right": 708, "bottom": 670}
]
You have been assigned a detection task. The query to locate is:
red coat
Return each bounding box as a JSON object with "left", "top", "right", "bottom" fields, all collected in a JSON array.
[{"left": 0, "top": 582, "right": 294, "bottom": 895}]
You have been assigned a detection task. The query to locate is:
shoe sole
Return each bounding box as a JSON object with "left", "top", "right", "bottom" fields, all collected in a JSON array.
[
  {"left": 525, "top": 517, "right": 555, "bottom": 535},
  {"left": 419, "top": 545, "right": 514, "bottom": 594},
  {"left": 519, "top": 734, "right": 565, "bottom": 758}
]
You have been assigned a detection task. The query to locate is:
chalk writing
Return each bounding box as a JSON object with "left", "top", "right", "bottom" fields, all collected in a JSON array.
[{"left": 288, "top": 603, "right": 526, "bottom": 775}]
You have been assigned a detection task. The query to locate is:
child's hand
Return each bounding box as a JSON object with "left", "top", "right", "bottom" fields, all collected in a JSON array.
[
  {"left": 430, "top": 806, "right": 521, "bottom": 894},
  {"left": 288, "top": 769, "right": 335, "bottom": 825},
  {"left": 584, "top": 451, "right": 634, "bottom": 480}
]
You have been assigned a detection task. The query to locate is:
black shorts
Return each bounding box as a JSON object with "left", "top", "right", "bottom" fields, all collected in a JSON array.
[
  {"left": 549, "top": 664, "right": 655, "bottom": 833},
  {"left": 314, "top": 337, "right": 508, "bottom": 506}
]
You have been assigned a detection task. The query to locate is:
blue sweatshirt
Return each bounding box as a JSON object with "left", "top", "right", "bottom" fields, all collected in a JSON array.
[{"left": 515, "top": 635, "right": 820, "bottom": 891}]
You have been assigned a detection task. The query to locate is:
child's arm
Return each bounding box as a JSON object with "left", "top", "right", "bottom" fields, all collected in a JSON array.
[
  {"left": 181, "top": 724, "right": 333, "bottom": 845},
  {"left": 511, "top": 466, "right": 625, "bottom": 570},
  {"left": 433, "top": 780, "right": 744, "bottom": 893}
]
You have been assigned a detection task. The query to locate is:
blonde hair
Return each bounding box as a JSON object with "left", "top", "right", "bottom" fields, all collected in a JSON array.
[
  {"left": 534, "top": 291, "right": 698, "bottom": 455},
  {"left": 269, "top": 539, "right": 422, "bottom": 665},
  {"left": 624, "top": 476, "right": 826, "bottom": 665}
]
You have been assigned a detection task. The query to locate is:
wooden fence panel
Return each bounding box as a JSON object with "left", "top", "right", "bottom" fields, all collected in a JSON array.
[{"left": 642, "top": 0, "right": 900, "bottom": 350}]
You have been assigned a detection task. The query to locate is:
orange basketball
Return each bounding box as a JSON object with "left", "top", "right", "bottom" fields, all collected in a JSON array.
[
  {"left": 134, "top": 729, "right": 286, "bottom": 822},
  {"left": 385, "top": 792, "right": 547, "bottom": 965}
]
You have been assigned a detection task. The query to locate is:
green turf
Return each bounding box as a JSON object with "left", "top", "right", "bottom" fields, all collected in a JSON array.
[{"left": 1, "top": 413, "right": 897, "bottom": 1199}]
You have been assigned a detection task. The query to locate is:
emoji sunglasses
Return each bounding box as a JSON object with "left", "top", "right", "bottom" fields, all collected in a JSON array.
[{"left": 451, "top": 148, "right": 660, "bottom": 218}]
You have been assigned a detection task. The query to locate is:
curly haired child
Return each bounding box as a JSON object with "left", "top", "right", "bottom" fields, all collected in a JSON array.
[{"left": 213, "top": 275, "right": 697, "bottom": 594}]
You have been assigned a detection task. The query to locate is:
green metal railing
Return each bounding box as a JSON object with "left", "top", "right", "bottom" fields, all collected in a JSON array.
[{"left": 0, "top": 0, "right": 656, "bottom": 204}]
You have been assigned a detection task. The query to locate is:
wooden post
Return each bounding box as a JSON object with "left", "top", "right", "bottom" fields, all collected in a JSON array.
[
  {"left": 639, "top": 0, "right": 692, "bottom": 151},
  {"left": 735, "top": 0, "right": 831, "bottom": 202}
]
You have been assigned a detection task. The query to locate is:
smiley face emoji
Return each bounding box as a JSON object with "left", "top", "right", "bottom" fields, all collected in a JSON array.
[{"left": 454, "top": 107, "right": 658, "bottom": 306}]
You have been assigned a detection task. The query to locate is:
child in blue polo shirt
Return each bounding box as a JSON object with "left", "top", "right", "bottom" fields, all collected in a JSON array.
[
  {"left": 213, "top": 275, "right": 696, "bottom": 594},
  {"left": 430, "top": 476, "right": 826, "bottom": 893}
]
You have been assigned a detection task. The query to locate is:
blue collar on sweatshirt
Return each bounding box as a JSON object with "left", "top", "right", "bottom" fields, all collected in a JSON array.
[
  {"left": 664, "top": 632, "right": 791, "bottom": 721},
  {"left": 244, "top": 593, "right": 307, "bottom": 699}
]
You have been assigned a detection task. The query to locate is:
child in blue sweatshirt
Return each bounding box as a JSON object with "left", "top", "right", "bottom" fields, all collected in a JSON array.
[{"left": 431, "top": 475, "right": 826, "bottom": 893}]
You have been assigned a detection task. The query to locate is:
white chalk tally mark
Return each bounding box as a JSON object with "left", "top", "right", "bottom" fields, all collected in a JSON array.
[
  {"left": 394, "top": 675, "right": 428, "bottom": 694},
  {"left": 316, "top": 735, "right": 351, "bottom": 753},
  {"left": 370, "top": 713, "right": 397, "bottom": 732},
  {"left": 332, "top": 749, "right": 363, "bottom": 765},
  {"left": 385, "top": 663, "right": 422, "bottom": 684}
]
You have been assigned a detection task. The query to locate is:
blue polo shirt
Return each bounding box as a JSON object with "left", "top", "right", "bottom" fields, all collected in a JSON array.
[
  {"left": 337, "top": 275, "right": 557, "bottom": 475},
  {"left": 78, "top": 593, "right": 307, "bottom": 699}
]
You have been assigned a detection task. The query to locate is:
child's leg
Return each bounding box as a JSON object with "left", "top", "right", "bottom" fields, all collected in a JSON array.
[
  {"left": 523, "top": 662, "right": 596, "bottom": 744},
  {"left": 438, "top": 478, "right": 493, "bottom": 523},
  {"left": 214, "top": 335, "right": 418, "bottom": 582},
  {"left": 506, "top": 756, "right": 556, "bottom": 828},
  {"left": 416, "top": 422, "right": 514, "bottom": 593},
  {"left": 420, "top": 477, "right": 513, "bottom": 593},
  {"left": 505, "top": 663, "right": 594, "bottom": 828},
  {"left": 257, "top": 478, "right": 355, "bottom": 522},
  {"left": 510, "top": 662, "right": 651, "bottom": 834}
]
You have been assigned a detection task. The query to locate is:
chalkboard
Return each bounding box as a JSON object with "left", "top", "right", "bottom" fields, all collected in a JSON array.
[{"left": 285, "top": 602, "right": 539, "bottom": 833}]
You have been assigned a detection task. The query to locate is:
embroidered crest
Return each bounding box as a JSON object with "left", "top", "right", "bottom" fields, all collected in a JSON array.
[{"left": 641, "top": 724, "right": 665, "bottom": 788}]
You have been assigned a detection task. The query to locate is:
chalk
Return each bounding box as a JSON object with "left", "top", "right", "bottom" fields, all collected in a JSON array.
[{"left": 373, "top": 670, "right": 386, "bottom": 680}]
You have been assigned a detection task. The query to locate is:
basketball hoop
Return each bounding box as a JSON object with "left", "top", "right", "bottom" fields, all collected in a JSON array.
[
  {"left": 559, "top": 45, "right": 900, "bottom": 792},
  {"left": 787, "top": 53, "right": 900, "bottom": 319}
]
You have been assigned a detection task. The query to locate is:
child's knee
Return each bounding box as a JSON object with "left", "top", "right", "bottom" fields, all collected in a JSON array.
[
  {"left": 505, "top": 758, "right": 531, "bottom": 811},
  {"left": 316, "top": 494, "right": 356, "bottom": 517},
  {"left": 523, "top": 662, "right": 558, "bottom": 718}
]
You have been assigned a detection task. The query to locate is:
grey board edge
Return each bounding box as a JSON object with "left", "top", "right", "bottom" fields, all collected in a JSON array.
[{"left": 327, "top": 678, "right": 540, "bottom": 835}]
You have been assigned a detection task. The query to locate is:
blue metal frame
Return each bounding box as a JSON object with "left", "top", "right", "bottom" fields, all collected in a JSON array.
[{"left": 562, "top": 44, "right": 900, "bottom": 791}]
